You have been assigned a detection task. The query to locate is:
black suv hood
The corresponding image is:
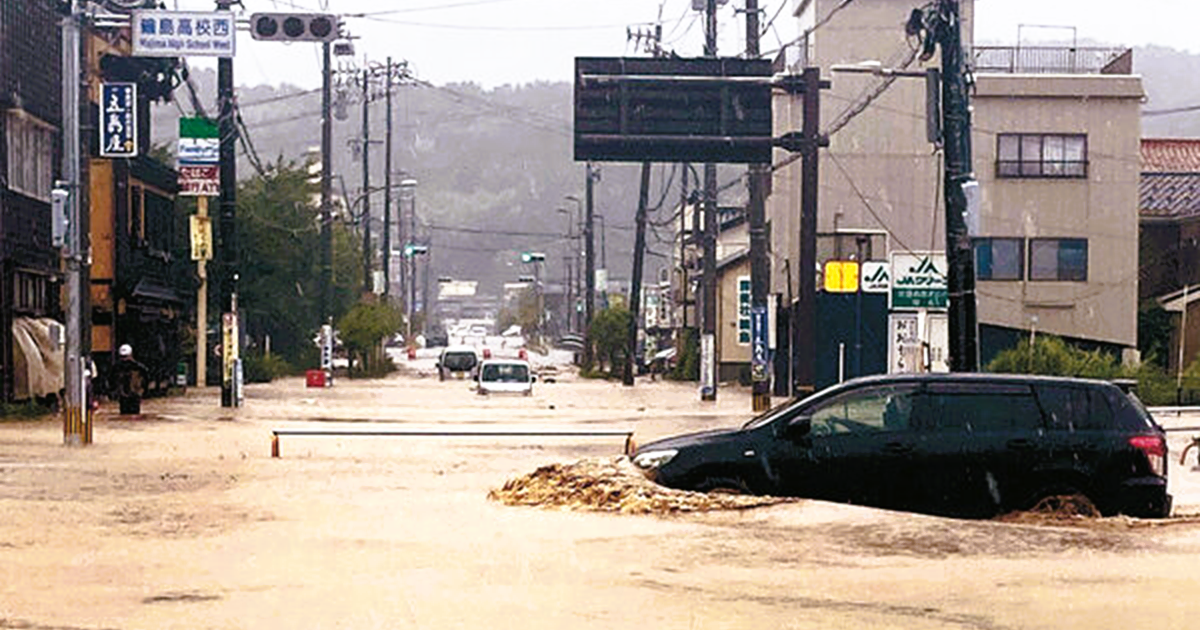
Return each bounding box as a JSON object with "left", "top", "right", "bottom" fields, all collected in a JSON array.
[{"left": 636, "top": 427, "right": 746, "bottom": 453}]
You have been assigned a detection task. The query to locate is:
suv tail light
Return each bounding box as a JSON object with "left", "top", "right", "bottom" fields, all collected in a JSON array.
[{"left": 1129, "top": 435, "right": 1167, "bottom": 477}]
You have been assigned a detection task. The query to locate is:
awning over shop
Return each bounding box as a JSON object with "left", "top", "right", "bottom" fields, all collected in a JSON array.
[
  {"left": 131, "top": 278, "right": 183, "bottom": 304},
  {"left": 12, "top": 317, "right": 63, "bottom": 399}
]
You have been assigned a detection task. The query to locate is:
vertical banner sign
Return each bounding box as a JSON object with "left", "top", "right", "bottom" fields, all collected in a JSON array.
[
  {"left": 750, "top": 306, "right": 769, "bottom": 382},
  {"left": 189, "top": 214, "right": 212, "bottom": 260},
  {"left": 320, "top": 324, "right": 334, "bottom": 379},
  {"left": 100, "top": 83, "right": 137, "bottom": 158},
  {"left": 178, "top": 117, "right": 220, "bottom": 196},
  {"left": 222, "top": 312, "right": 239, "bottom": 391},
  {"left": 700, "top": 333, "right": 715, "bottom": 397}
]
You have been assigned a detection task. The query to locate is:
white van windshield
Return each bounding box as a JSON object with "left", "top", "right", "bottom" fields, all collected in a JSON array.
[{"left": 481, "top": 363, "right": 529, "bottom": 383}]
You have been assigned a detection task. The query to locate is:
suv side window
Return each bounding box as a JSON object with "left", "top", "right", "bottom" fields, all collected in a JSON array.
[
  {"left": 1037, "top": 384, "right": 1114, "bottom": 431},
  {"left": 926, "top": 382, "right": 1042, "bottom": 432},
  {"left": 809, "top": 385, "right": 920, "bottom": 435}
]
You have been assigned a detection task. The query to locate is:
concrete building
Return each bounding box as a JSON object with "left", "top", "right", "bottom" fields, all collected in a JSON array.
[{"left": 768, "top": 0, "right": 1143, "bottom": 387}]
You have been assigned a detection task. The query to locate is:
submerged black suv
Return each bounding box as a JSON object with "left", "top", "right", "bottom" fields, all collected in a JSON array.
[{"left": 632, "top": 374, "right": 1171, "bottom": 518}]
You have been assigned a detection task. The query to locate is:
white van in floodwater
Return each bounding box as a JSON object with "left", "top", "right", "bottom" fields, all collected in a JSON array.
[
  {"left": 438, "top": 345, "right": 479, "bottom": 381},
  {"left": 476, "top": 359, "right": 533, "bottom": 396}
]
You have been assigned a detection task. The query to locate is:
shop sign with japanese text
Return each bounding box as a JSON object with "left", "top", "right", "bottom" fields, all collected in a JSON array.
[
  {"left": 99, "top": 83, "right": 137, "bottom": 158},
  {"left": 890, "top": 252, "right": 948, "bottom": 310}
]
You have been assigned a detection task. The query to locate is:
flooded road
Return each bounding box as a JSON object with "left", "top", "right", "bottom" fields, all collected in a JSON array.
[{"left": 2, "top": 366, "right": 1200, "bottom": 629}]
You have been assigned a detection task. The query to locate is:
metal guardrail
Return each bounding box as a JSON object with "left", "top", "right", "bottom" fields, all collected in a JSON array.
[{"left": 270, "top": 429, "right": 634, "bottom": 458}]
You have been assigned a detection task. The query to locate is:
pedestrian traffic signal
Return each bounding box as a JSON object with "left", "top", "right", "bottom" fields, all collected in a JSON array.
[{"left": 249, "top": 13, "right": 339, "bottom": 42}]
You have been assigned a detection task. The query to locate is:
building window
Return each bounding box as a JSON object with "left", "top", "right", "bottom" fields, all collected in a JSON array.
[
  {"left": 737, "top": 275, "right": 750, "bottom": 345},
  {"left": 974, "top": 238, "right": 1024, "bottom": 281},
  {"left": 5, "top": 110, "right": 55, "bottom": 202},
  {"left": 996, "top": 133, "right": 1087, "bottom": 178},
  {"left": 13, "top": 271, "right": 48, "bottom": 314},
  {"left": 1029, "top": 238, "right": 1088, "bottom": 281}
]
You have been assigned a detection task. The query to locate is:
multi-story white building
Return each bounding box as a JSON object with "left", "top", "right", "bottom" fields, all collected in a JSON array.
[{"left": 766, "top": 0, "right": 1142, "bottom": 388}]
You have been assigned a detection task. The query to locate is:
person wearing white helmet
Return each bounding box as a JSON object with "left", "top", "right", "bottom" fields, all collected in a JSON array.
[{"left": 111, "top": 343, "right": 147, "bottom": 415}]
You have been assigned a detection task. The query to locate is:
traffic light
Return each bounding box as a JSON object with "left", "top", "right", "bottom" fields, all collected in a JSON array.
[
  {"left": 249, "top": 13, "right": 339, "bottom": 42},
  {"left": 520, "top": 251, "right": 546, "bottom": 263},
  {"left": 403, "top": 244, "right": 428, "bottom": 258}
]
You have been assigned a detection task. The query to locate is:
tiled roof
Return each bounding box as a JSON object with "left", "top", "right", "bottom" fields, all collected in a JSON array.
[
  {"left": 1142, "top": 138, "right": 1200, "bottom": 173},
  {"left": 1140, "top": 172, "right": 1200, "bottom": 218}
]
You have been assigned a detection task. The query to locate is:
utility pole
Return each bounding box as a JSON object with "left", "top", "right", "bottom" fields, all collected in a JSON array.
[
  {"left": 936, "top": 0, "right": 978, "bottom": 372},
  {"left": 700, "top": 0, "right": 719, "bottom": 401},
  {"left": 679, "top": 163, "right": 688, "bottom": 333},
  {"left": 625, "top": 163, "right": 652, "bottom": 386},
  {"left": 794, "top": 67, "right": 824, "bottom": 397},
  {"left": 383, "top": 57, "right": 394, "bottom": 299},
  {"left": 319, "top": 40, "right": 334, "bottom": 320},
  {"left": 218, "top": 0, "right": 240, "bottom": 408},
  {"left": 746, "top": 0, "right": 771, "bottom": 411},
  {"left": 409, "top": 190, "right": 417, "bottom": 336},
  {"left": 60, "top": 0, "right": 90, "bottom": 444},
  {"left": 360, "top": 60, "right": 371, "bottom": 294},
  {"left": 906, "top": 0, "right": 977, "bottom": 371},
  {"left": 583, "top": 163, "right": 597, "bottom": 368}
]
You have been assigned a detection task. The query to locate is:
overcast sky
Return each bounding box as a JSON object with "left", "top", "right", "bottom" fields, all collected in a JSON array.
[{"left": 169, "top": 0, "right": 1199, "bottom": 90}]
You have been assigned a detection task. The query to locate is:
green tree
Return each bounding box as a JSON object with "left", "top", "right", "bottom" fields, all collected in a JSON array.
[
  {"left": 338, "top": 301, "right": 403, "bottom": 376},
  {"left": 497, "top": 288, "right": 542, "bottom": 340},
  {"left": 588, "top": 306, "right": 632, "bottom": 377},
  {"left": 1138, "top": 299, "right": 1173, "bottom": 369},
  {"left": 232, "top": 158, "right": 363, "bottom": 371}
]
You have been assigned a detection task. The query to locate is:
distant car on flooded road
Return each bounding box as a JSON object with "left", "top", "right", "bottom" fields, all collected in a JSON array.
[
  {"left": 437, "top": 345, "right": 479, "bottom": 381},
  {"left": 476, "top": 359, "right": 533, "bottom": 396},
  {"left": 632, "top": 373, "right": 1171, "bottom": 519}
]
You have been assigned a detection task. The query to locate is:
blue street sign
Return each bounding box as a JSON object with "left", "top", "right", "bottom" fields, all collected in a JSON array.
[
  {"left": 100, "top": 83, "right": 137, "bottom": 158},
  {"left": 750, "top": 306, "right": 768, "bottom": 382}
]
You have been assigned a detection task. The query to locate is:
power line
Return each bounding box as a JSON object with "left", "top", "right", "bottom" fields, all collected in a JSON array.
[
  {"left": 1142, "top": 103, "right": 1200, "bottom": 117},
  {"left": 346, "top": 0, "right": 521, "bottom": 17}
]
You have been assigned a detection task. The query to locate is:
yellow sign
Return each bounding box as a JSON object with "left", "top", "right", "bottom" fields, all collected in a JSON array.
[
  {"left": 190, "top": 214, "right": 213, "bottom": 261},
  {"left": 823, "top": 260, "right": 860, "bottom": 293}
]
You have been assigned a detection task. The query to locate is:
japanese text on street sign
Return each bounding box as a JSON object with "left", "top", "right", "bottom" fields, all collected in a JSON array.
[
  {"left": 132, "top": 11, "right": 235, "bottom": 57},
  {"left": 890, "top": 252, "right": 948, "bottom": 310},
  {"left": 750, "top": 306, "right": 769, "bottom": 382},
  {"left": 190, "top": 214, "right": 212, "bottom": 261},
  {"left": 99, "top": 83, "right": 137, "bottom": 158}
]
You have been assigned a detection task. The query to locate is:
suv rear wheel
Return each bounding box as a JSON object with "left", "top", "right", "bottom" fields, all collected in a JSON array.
[{"left": 1023, "top": 484, "right": 1101, "bottom": 518}]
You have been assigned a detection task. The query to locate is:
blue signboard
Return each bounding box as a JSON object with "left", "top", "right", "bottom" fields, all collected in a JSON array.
[
  {"left": 100, "top": 83, "right": 137, "bottom": 158},
  {"left": 750, "top": 306, "right": 769, "bottom": 382}
]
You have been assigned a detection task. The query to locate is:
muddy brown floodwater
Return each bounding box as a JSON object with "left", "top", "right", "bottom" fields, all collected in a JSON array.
[{"left": 2, "top": 366, "right": 1200, "bottom": 629}]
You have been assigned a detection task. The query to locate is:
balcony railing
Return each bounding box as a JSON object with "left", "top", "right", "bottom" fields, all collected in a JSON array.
[{"left": 971, "top": 46, "right": 1131, "bottom": 75}]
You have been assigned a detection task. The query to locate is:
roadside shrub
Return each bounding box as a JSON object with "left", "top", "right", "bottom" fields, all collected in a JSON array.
[
  {"left": 243, "top": 352, "right": 293, "bottom": 383},
  {"left": 986, "top": 335, "right": 1121, "bottom": 380},
  {"left": 669, "top": 328, "right": 699, "bottom": 382},
  {"left": 0, "top": 400, "right": 54, "bottom": 421},
  {"left": 986, "top": 334, "right": 1200, "bottom": 405},
  {"left": 338, "top": 301, "right": 404, "bottom": 375}
]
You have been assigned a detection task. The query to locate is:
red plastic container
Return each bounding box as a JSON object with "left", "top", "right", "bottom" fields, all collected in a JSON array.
[{"left": 305, "top": 369, "right": 326, "bottom": 388}]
